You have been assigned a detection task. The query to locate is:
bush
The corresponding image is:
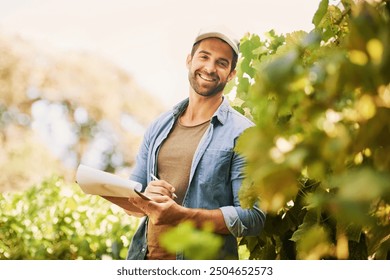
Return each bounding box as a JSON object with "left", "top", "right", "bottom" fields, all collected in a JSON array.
[
  {"left": 232, "top": 0, "right": 390, "bottom": 259},
  {"left": 0, "top": 177, "right": 139, "bottom": 260}
]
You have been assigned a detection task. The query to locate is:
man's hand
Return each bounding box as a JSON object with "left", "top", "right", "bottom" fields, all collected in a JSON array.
[
  {"left": 129, "top": 195, "right": 185, "bottom": 225},
  {"left": 144, "top": 179, "right": 176, "bottom": 199},
  {"left": 128, "top": 179, "right": 230, "bottom": 234},
  {"left": 126, "top": 178, "right": 179, "bottom": 221}
]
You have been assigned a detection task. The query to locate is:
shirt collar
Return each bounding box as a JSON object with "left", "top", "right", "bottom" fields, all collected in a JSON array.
[
  {"left": 172, "top": 96, "right": 230, "bottom": 125},
  {"left": 172, "top": 98, "right": 189, "bottom": 118}
]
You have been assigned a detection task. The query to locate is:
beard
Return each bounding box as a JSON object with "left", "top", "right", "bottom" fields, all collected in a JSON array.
[{"left": 188, "top": 70, "right": 228, "bottom": 97}]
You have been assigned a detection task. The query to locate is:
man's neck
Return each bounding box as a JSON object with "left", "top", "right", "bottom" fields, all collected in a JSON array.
[{"left": 180, "top": 92, "right": 223, "bottom": 126}]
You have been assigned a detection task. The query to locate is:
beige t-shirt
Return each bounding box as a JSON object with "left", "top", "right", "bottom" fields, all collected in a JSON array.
[{"left": 146, "top": 118, "right": 210, "bottom": 260}]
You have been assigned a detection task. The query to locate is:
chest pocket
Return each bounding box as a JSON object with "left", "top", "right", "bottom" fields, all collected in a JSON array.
[{"left": 198, "top": 148, "right": 233, "bottom": 189}]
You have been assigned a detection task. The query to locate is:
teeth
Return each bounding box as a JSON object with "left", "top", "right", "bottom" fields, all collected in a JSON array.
[{"left": 199, "top": 74, "right": 215, "bottom": 82}]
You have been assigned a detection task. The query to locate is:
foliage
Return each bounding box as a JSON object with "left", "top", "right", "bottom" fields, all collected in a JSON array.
[
  {"left": 159, "top": 221, "right": 223, "bottom": 260},
  {"left": 0, "top": 177, "right": 139, "bottom": 260},
  {"left": 232, "top": 0, "right": 390, "bottom": 259}
]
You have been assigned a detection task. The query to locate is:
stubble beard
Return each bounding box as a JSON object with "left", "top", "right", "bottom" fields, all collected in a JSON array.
[{"left": 188, "top": 71, "right": 227, "bottom": 97}]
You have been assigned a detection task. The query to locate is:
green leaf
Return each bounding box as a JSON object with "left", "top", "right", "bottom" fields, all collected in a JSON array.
[
  {"left": 159, "top": 221, "right": 223, "bottom": 260},
  {"left": 296, "top": 224, "right": 331, "bottom": 259},
  {"left": 290, "top": 210, "right": 318, "bottom": 242},
  {"left": 312, "top": 0, "right": 329, "bottom": 27}
]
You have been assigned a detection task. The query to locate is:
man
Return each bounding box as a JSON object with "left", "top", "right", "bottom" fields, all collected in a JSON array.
[{"left": 126, "top": 26, "right": 265, "bottom": 260}]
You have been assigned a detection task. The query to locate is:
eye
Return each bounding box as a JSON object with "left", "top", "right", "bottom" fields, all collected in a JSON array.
[{"left": 218, "top": 60, "right": 229, "bottom": 68}]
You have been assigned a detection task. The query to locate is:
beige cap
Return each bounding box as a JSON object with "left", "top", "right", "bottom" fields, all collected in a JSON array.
[{"left": 193, "top": 26, "right": 240, "bottom": 55}]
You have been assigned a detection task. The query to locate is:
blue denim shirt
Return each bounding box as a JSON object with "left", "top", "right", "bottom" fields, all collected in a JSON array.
[{"left": 126, "top": 97, "right": 265, "bottom": 260}]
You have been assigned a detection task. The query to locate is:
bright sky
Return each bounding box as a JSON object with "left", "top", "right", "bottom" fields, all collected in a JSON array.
[{"left": 0, "top": 0, "right": 323, "bottom": 106}]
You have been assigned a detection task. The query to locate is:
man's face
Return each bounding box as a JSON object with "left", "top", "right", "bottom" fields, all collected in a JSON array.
[{"left": 187, "top": 38, "right": 236, "bottom": 98}]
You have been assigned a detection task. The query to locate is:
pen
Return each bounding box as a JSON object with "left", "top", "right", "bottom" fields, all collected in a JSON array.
[{"left": 150, "top": 173, "right": 178, "bottom": 199}]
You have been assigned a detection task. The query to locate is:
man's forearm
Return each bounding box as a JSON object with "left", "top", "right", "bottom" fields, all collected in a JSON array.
[
  {"left": 130, "top": 196, "right": 231, "bottom": 235},
  {"left": 124, "top": 209, "right": 145, "bottom": 218},
  {"left": 181, "top": 207, "right": 230, "bottom": 235}
]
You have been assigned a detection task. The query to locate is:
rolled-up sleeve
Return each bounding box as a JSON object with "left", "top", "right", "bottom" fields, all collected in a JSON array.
[{"left": 220, "top": 205, "right": 265, "bottom": 237}]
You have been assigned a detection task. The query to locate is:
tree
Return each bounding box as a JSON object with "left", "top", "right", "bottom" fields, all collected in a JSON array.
[{"left": 232, "top": 0, "right": 390, "bottom": 259}]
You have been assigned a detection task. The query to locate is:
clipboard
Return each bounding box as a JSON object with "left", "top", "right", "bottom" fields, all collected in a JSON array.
[{"left": 75, "top": 164, "right": 151, "bottom": 212}]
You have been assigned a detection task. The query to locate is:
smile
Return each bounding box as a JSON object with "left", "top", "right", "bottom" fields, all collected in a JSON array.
[{"left": 198, "top": 73, "right": 217, "bottom": 82}]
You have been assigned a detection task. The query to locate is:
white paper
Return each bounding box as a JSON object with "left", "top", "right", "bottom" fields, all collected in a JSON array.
[{"left": 76, "top": 164, "right": 143, "bottom": 198}]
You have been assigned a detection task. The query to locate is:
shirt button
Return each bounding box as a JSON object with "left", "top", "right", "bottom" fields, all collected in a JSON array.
[{"left": 141, "top": 248, "right": 146, "bottom": 252}]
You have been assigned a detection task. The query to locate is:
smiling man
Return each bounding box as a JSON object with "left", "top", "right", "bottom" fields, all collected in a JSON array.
[{"left": 126, "top": 26, "right": 266, "bottom": 260}]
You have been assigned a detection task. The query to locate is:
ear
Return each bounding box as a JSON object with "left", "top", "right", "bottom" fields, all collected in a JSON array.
[
  {"left": 186, "top": 54, "right": 192, "bottom": 69},
  {"left": 227, "top": 69, "right": 236, "bottom": 82}
]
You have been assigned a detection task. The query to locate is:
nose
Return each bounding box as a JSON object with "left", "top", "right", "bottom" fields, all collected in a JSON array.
[{"left": 203, "top": 60, "right": 217, "bottom": 74}]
